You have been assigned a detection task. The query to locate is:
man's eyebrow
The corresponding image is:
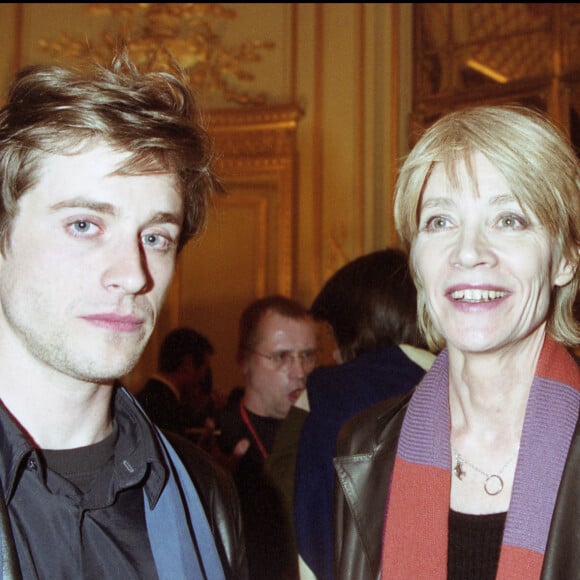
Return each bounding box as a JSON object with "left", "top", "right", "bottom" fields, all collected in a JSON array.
[
  {"left": 49, "top": 198, "right": 116, "bottom": 215},
  {"left": 49, "top": 197, "right": 183, "bottom": 226},
  {"left": 148, "top": 211, "right": 183, "bottom": 227}
]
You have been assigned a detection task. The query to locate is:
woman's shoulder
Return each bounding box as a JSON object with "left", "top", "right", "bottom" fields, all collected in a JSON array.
[{"left": 336, "top": 391, "right": 412, "bottom": 456}]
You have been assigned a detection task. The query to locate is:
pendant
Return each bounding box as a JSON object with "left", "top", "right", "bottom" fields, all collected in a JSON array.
[
  {"left": 454, "top": 459, "right": 466, "bottom": 480},
  {"left": 484, "top": 474, "right": 504, "bottom": 496}
]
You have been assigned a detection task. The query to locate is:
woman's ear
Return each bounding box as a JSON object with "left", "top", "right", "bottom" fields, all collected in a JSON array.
[{"left": 553, "top": 248, "right": 580, "bottom": 287}]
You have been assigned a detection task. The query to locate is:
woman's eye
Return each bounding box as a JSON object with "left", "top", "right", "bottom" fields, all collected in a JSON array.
[
  {"left": 497, "top": 214, "right": 526, "bottom": 229},
  {"left": 423, "top": 215, "right": 450, "bottom": 231}
]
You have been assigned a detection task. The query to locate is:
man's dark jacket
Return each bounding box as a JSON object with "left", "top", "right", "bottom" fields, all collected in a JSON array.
[
  {"left": 333, "top": 392, "right": 580, "bottom": 580},
  {"left": 0, "top": 429, "right": 248, "bottom": 580}
]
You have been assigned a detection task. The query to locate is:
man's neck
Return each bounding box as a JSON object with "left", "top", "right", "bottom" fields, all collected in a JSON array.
[
  {"left": 0, "top": 374, "right": 115, "bottom": 450},
  {"left": 241, "top": 392, "right": 271, "bottom": 418}
]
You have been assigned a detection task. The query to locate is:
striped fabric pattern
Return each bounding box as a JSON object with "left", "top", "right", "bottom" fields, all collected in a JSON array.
[{"left": 381, "top": 337, "right": 580, "bottom": 580}]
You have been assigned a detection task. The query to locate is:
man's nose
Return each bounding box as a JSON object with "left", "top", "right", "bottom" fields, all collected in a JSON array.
[{"left": 101, "top": 238, "right": 150, "bottom": 294}]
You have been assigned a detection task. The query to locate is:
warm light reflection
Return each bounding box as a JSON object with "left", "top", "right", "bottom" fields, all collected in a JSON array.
[{"left": 465, "top": 58, "right": 509, "bottom": 84}]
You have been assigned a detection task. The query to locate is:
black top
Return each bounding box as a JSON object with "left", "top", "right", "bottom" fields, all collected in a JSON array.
[
  {"left": 217, "top": 400, "right": 280, "bottom": 463},
  {"left": 0, "top": 389, "right": 168, "bottom": 579},
  {"left": 448, "top": 509, "right": 507, "bottom": 580},
  {"left": 41, "top": 421, "right": 118, "bottom": 493}
]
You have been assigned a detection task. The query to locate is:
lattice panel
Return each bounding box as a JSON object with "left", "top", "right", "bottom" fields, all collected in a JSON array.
[{"left": 414, "top": 4, "right": 574, "bottom": 99}]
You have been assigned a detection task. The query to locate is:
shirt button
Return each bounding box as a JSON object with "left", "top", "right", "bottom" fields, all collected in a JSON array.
[{"left": 27, "top": 457, "right": 38, "bottom": 471}]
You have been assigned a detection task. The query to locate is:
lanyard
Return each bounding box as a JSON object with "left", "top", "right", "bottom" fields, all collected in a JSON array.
[{"left": 239, "top": 401, "right": 269, "bottom": 459}]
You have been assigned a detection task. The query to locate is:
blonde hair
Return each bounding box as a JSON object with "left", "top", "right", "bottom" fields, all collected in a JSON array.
[
  {"left": 0, "top": 51, "right": 221, "bottom": 254},
  {"left": 394, "top": 105, "right": 580, "bottom": 350}
]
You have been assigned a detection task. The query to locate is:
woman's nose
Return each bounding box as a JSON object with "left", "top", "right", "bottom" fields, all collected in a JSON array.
[{"left": 450, "top": 225, "right": 496, "bottom": 269}]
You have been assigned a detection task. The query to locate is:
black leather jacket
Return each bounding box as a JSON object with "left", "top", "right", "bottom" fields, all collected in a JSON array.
[
  {"left": 166, "top": 432, "right": 249, "bottom": 580},
  {"left": 0, "top": 431, "right": 248, "bottom": 580},
  {"left": 333, "top": 392, "right": 580, "bottom": 580}
]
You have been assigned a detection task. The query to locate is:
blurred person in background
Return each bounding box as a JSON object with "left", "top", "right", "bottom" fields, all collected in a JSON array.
[
  {"left": 137, "top": 327, "right": 216, "bottom": 437},
  {"left": 217, "top": 295, "right": 317, "bottom": 580},
  {"left": 289, "top": 247, "right": 435, "bottom": 580}
]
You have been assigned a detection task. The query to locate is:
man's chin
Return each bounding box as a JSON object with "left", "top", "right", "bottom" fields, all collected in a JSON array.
[{"left": 73, "top": 350, "right": 145, "bottom": 384}]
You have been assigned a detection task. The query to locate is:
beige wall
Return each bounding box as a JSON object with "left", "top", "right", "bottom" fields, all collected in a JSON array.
[{"left": 0, "top": 3, "right": 412, "bottom": 394}]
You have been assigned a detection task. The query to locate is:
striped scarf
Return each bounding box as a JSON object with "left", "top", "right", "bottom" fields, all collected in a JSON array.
[{"left": 381, "top": 336, "right": 580, "bottom": 579}]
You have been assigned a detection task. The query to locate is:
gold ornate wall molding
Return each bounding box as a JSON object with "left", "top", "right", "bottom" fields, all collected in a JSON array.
[
  {"left": 39, "top": 2, "right": 275, "bottom": 106},
  {"left": 208, "top": 105, "right": 303, "bottom": 168},
  {"left": 206, "top": 104, "right": 303, "bottom": 297}
]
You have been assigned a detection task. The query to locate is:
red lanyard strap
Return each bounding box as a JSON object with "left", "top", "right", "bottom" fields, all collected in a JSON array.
[{"left": 239, "top": 400, "right": 269, "bottom": 459}]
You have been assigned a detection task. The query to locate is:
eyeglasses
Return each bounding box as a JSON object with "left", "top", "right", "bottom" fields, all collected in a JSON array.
[{"left": 244, "top": 347, "right": 318, "bottom": 371}]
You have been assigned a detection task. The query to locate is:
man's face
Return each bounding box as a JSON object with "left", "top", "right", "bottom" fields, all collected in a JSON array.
[
  {"left": 0, "top": 142, "right": 183, "bottom": 384},
  {"left": 241, "top": 310, "right": 317, "bottom": 419}
]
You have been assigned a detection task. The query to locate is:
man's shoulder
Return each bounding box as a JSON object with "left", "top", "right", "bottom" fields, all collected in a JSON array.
[
  {"left": 216, "top": 399, "right": 244, "bottom": 432},
  {"left": 306, "top": 345, "right": 424, "bottom": 409},
  {"left": 163, "top": 430, "right": 235, "bottom": 492},
  {"left": 160, "top": 431, "right": 248, "bottom": 580}
]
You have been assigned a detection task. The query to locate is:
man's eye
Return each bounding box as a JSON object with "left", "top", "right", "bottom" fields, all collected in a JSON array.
[
  {"left": 300, "top": 350, "right": 318, "bottom": 364},
  {"left": 69, "top": 220, "right": 98, "bottom": 236},
  {"left": 142, "top": 233, "right": 173, "bottom": 251},
  {"left": 273, "top": 352, "right": 290, "bottom": 365},
  {"left": 144, "top": 234, "right": 159, "bottom": 245}
]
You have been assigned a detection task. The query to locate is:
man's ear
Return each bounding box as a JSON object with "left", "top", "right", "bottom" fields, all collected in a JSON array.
[{"left": 554, "top": 249, "right": 580, "bottom": 287}]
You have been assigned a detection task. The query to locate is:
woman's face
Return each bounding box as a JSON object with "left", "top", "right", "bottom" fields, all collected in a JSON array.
[{"left": 412, "top": 151, "right": 573, "bottom": 355}]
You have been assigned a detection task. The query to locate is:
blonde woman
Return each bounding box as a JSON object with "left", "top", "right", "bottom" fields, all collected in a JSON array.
[{"left": 334, "top": 106, "right": 580, "bottom": 580}]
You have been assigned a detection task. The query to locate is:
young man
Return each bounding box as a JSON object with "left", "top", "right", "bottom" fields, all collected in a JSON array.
[
  {"left": 0, "top": 52, "right": 247, "bottom": 578},
  {"left": 217, "top": 295, "right": 317, "bottom": 580}
]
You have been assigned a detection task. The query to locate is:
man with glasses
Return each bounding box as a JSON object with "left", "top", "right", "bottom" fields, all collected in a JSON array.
[{"left": 217, "top": 294, "right": 317, "bottom": 580}]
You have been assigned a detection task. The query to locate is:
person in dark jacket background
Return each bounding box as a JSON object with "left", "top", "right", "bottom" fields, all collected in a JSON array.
[
  {"left": 289, "top": 247, "right": 435, "bottom": 580},
  {"left": 137, "top": 326, "right": 216, "bottom": 436}
]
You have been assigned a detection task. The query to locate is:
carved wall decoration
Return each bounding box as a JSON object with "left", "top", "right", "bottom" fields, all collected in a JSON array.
[
  {"left": 205, "top": 104, "right": 302, "bottom": 298},
  {"left": 412, "top": 4, "right": 580, "bottom": 139},
  {"left": 38, "top": 2, "right": 275, "bottom": 105}
]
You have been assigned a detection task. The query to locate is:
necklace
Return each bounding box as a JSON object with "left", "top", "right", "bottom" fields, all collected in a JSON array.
[{"left": 452, "top": 446, "right": 519, "bottom": 496}]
